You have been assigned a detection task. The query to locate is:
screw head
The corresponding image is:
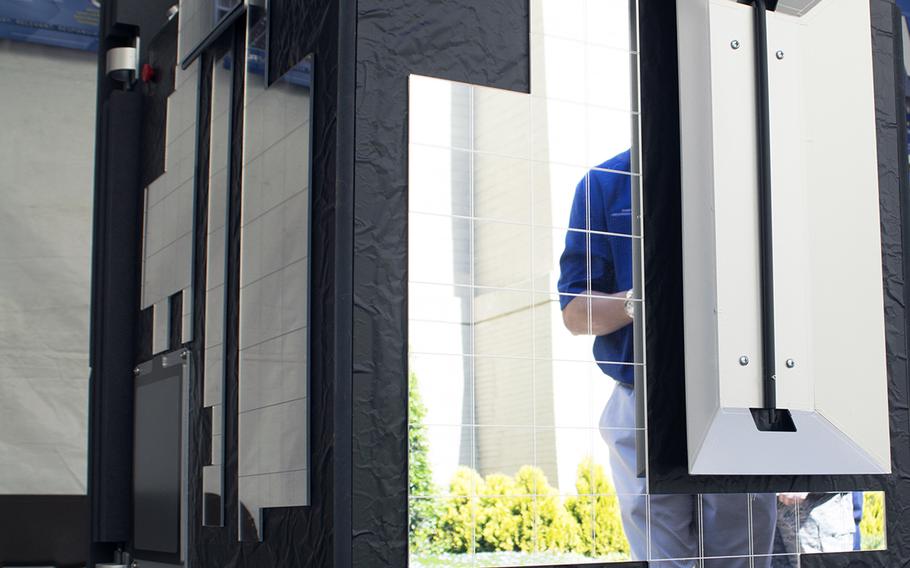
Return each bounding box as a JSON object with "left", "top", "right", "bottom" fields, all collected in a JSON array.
[
  {"left": 739, "top": 355, "right": 750, "bottom": 366},
  {"left": 731, "top": 40, "right": 741, "bottom": 50},
  {"left": 776, "top": 50, "right": 785, "bottom": 60},
  {"left": 133, "top": 366, "right": 141, "bottom": 376},
  {"left": 786, "top": 359, "right": 796, "bottom": 369}
]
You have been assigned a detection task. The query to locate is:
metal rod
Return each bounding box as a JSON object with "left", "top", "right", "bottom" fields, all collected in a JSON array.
[{"left": 751, "top": 0, "right": 778, "bottom": 410}]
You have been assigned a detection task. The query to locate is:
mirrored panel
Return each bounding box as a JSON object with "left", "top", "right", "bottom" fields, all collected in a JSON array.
[
  {"left": 771, "top": 491, "right": 886, "bottom": 558},
  {"left": 237, "top": 6, "right": 313, "bottom": 541},
  {"left": 202, "top": 49, "right": 233, "bottom": 527},
  {"left": 406, "top": 1, "right": 887, "bottom": 566},
  {"left": 178, "top": 0, "right": 244, "bottom": 64},
  {"left": 142, "top": 56, "right": 198, "bottom": 329},
  {"left": 408, "top": 0, "right": 642, "bottom": 560}
]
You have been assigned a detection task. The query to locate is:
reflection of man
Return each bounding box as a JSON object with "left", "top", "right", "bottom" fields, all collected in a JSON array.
[
  {"left": 558, "top": 150, "right": 777, "bottom": 567},
  {"left": 772, "top": 492, "right": 859, "bottom": 565}
]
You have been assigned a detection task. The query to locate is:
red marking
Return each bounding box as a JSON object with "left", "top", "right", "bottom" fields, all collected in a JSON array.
[{"left": 141, "top": 63, "right": 157, "bottom": 83}]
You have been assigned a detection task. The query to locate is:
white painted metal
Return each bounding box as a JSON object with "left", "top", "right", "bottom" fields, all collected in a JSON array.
[{"left": 677, "top": 0, "right": 890, "bottom": 475}]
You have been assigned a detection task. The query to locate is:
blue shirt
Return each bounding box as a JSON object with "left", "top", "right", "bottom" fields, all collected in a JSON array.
[{"left": 557, "top": 150, "right": 634, "bottom": 384}]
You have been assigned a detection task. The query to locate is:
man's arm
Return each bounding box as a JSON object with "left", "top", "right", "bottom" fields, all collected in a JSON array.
[{"left": 562, "top": 291, "right": 632, "bottom": 337}]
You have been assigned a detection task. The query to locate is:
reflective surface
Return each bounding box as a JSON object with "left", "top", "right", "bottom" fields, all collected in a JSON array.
[
  {"left": 178, "top": 0, "right": 243, "bottom": 63},
  {"left": 406, "top": 0, "right": 886, "bottom": 565},
  {"left": 142, "top": 54, "right": 197, "bottom": 349},
  {"left": 202, "top": 50, "right": 232, "bottom": 527},
  {"left": 237, "top": 6, "right": 313, "bottom": 540}
]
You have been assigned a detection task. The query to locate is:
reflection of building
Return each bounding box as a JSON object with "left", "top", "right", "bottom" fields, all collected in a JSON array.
[
  {"left": 470, "top": 84, "right": 561, "bottom": 485},
  {"left": 411, "top": 25, "right": 632, "bottom": 491}
]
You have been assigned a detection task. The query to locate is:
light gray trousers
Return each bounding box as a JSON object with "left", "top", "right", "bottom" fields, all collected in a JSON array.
[{"left": 600, "top": 384, "right": 777, "bottom": 567}]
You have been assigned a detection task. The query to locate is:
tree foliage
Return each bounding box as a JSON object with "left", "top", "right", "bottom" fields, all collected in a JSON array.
[
  {"left": 860, "top": 491, "right": 885, "bottom": 551},
  {"left": 565, "top": 457, "right": 630, "bottom": 557},
  {"left": 409, "top": 371, "right": 440, "bottom": 553},
  {"left": 423, "top": 460, "right": 627, "bottom": 558}
]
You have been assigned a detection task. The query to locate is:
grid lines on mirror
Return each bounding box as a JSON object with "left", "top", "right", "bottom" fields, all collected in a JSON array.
[
  {"left": 406, "top": 1, "right": 888, "bottom": 566},
  {"left": 141, "top": 59, "right": 199, "bottom": 359},
  {"left": 407, "top": 0, "right": 645, "bottom": 557},
  {"left": 236, "top": 7, "right": 313, "bottom": 541}
]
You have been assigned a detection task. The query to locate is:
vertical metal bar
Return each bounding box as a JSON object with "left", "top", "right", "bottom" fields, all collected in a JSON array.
[{"left": 751, "top": 0, "right": 778, "bottom": 410}]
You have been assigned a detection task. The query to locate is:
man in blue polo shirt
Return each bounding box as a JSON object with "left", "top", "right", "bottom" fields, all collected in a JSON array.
[{"left": 558, "top": 150, "right": 777, "bottom": 567}]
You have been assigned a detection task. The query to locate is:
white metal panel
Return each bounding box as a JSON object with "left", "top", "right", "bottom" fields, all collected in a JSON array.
[
  {"left": 709, "top": 2, "right": 763, "bottom": 410},
  {"left": 691, "top": 408, "right": 885, "bottom": 475},
  {"left": 677, "top": 0, "right": 723, "bottom": 466},
  {"left": 677, "top": 0, "right": 890, "bottom": 475},
  {"left": 800, "top": 0, "right": 890, "bottom": 471},
  {"left": 766, "top": 13, "right": 813, "bottom": 411}
]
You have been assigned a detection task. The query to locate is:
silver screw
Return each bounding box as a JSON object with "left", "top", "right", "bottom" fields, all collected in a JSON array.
[
  {"left": 133, "top": 366, "right": 140, "bottom": 376},
  {"left": 776, "top": 50, "right": 785, "bottom": 60},
  {"left": 180, "top": 350, "right": 188, "bottom": 360},
  {"left": 739, "top": 355, "right": 750, "bottom": 366},
  {"left": 786, "top": 359, "right": 796, "bottom": 369},
  {"left": 731, "top": 40, "right": 741, "bottom": 50}
]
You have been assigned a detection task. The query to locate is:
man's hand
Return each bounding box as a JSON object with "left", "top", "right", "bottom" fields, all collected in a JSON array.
[
  {"left": 562, "top": 290, "right": 633, "bottom": 337},
  {"left": 778, "top": 493, "right": 809, "bottom": 507}
]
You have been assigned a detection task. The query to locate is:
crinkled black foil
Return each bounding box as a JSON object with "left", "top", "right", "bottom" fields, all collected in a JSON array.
[
  {"left": 350, "top": 0, "right": 529, "bottom": 565},
  {"left": 186, "top": 2, "right": 339, "bottom": 566}
]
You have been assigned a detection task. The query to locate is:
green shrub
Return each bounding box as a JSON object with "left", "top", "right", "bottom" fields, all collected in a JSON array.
[
  {"left": 434, "top": 467, "right": 485, "bottom": 553},
  {"left": 513, "top": 466, "right": 582, "bottom": 553},
  {"left": 860, "top": 492, "right": 885, "bottom": 550},
  {"left": 408, "top": 371, "right": 441, "bottom": 553},
  {"left": 413, "top": 452, "right": 628, "bottom": 558},
  {"left": 565, "top": 457, "right": 629, "bottom": 557},
  {"left": 477, "top": 473, "right": 521, "bottom": 552}
]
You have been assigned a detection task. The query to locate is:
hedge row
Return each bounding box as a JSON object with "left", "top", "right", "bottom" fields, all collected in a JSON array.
[{"left": 411, "top": 458, "right": 630, "bottom": 557}]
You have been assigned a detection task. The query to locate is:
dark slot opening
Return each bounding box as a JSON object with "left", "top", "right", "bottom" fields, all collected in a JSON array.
[{"left": 750, "top": 408, "right": 797, "bottom": 432}]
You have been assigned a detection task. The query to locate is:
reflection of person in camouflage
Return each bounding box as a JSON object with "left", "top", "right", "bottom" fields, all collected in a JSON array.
[
  {"left": 558, "top": 150, "right": 777, "bottom": 567},
  {"left": 771, "top": 492, "right": 858, "bottom": 567}
]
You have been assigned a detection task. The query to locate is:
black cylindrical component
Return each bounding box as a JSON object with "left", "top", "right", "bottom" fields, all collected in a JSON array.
[{"left": 752, "top": 0, "right": 777, "bottom": 410}]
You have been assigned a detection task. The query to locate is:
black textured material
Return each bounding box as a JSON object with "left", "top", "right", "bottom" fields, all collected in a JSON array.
[
  {"left": 0, "top": 495, "right": 89, "bottom": 567},
  {"left": 137, "top": 305, "right": 153, "bottom": 364},
  {"left": 335, "top": 0, "right": 355, "bottom": 566},
  {"left": 168, "top": 290, "right": 183, "bottom": 350},
  {"left": 351, "top": 1, "right": 529, "bottom": 564},
  {"left": 641, "top": 0, "right": 910, "bottom": 564},
  {"left": 184, "top": 0, "right": 340, "bottom": 564},
  {"left": 88, "top": 90, "right": 143, "bottom": 547},
  {"left": 140, "top": 16, "right": 178, "bottom": 188}
]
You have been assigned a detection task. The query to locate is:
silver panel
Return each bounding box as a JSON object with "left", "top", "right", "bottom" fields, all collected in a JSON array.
[
  {"left": 201, "top": 51, "right": 232, "bottom": 528},
  {"left": 178, "top": 0, "right": 244, "bottom": 62},
  {"left": 142, "top": 59, "right": 199, "bottom": 311},
  {"left": 236, "top": 4, "right": 313, "bottom": 541},
  {"left": 152, "top": 299, "right": 170, "bottom": 355}
]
